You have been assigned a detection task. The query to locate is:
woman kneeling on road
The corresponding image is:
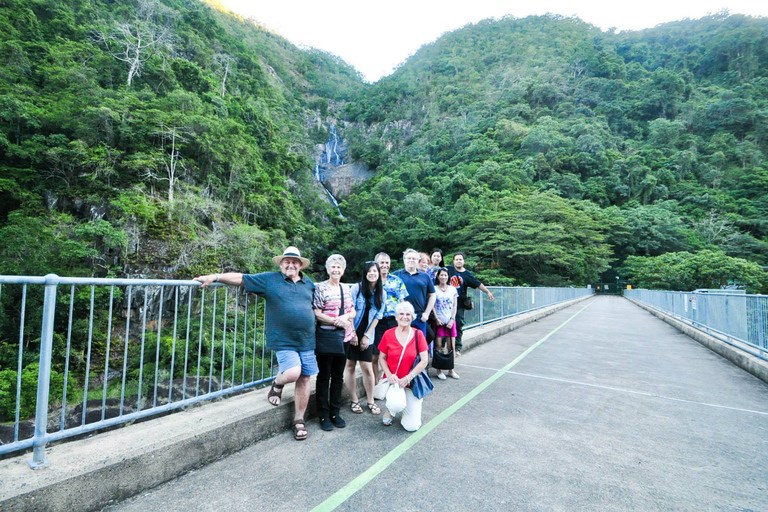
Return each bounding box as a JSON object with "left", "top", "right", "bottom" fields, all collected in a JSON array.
[{"left": 378, "top": 301, "right": 429, "bottom": 431}]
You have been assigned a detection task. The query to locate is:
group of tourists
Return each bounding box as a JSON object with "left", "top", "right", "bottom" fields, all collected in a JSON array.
[{"left": 194, "top": 245, "right": 494, "bottom": 440}]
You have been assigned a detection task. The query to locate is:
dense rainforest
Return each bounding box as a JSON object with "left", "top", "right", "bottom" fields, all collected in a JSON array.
[
  {"left": 1, "top": 0, "right": 767, "bottom": 291},
  {"left": 336, "top": 13, "right": 768, "bottom": 291},
  {"left": 3, "top": 0, "right": 768, "bottom": 422}
]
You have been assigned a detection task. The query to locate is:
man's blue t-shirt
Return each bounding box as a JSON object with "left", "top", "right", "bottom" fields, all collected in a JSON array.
[
  {"left": 242, "top": 272, "right": 316, "bottom": 351},
  {"left": 393, "top": 269, "right": 435, "bottom": 315}
]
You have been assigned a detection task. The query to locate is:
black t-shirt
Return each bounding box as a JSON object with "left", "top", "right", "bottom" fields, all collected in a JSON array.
[
  {"left": 447, "top": 266, "right": 481, "bottom": 299},
  {"left": 355, "top": 295, "right": 372, "bottom": 341}
]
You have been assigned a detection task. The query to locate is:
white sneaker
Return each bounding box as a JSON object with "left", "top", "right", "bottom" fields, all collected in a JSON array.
[
  {"left": 437, "top": 373, "right": 447, "bottom": 380},
  {"left": 448, "top": 371, "right": 460, "bottom": 380}
]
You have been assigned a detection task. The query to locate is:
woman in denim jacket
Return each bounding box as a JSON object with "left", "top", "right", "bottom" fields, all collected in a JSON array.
[{"left": 345, "top": 261, "right": 387, "bottom": 415}]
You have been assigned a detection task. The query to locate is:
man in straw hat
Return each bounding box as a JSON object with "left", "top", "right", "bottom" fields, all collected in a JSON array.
[{"left": 195, "top": 246, "right": 317, "bottom": 440}]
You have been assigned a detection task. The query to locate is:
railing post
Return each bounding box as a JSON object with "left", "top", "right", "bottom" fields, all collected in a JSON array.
[
  {"left": 758, "top": 297, "right": 765, "bottom": 358},
  {"left": 29, "top": 274, "right": 59, "bottom": 468},
  {"left": 478, "top": 293, "right": 485, "bottom": 325}
]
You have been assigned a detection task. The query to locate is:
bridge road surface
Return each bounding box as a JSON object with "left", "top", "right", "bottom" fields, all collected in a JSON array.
[{"left": 104, "top": 296, "right": 768, "bottom": 511}]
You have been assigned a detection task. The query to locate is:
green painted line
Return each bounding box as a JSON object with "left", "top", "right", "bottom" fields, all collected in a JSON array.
[{"left": 311, "top": 299, "right": 595, "bottom": 512}]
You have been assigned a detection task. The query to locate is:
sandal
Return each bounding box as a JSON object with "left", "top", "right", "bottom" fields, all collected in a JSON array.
[
  {"left": 350, "top": 401, "right": 364, "bottom": 414},
  {"left": 367, "top": 402, "right": 381, "bottom": 415},
  {"left": 292, "top": 419, "right": 308, "bottom": 440},
  {"left": 382, "top": 416, "right": 393, "bottom": 426},
  {"left": 268, "top": 381, "right": 284, "bottom": 406}
]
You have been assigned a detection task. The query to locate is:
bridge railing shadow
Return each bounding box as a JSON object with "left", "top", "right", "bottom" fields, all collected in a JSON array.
[
  {"left": 625, "top": 289, "right": 768, "bottom": 362},
  {"left": 0, "top": 274, "right": 592, "bottom": 468}
]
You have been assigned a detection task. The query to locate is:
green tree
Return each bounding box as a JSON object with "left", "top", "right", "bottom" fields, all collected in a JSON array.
[{"left": 622, "top": 250, "right": 768, "bottom": 292}]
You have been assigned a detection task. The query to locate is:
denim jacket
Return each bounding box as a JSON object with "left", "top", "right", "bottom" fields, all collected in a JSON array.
[{"left": 350, "top": 283, "right": 387, "bottom": 336}]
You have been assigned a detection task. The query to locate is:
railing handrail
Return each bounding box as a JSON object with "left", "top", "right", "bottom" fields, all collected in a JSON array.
[
  {"left": 626, "top": 288, "right": 767, "bottom": 299},
  {"left": 0, "top": 274, "right": 207, "bottom": 287}
]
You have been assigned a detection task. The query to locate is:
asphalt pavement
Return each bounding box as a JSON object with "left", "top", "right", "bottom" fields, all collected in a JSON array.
[{"left": 104, "top": 296, "right": 768, "bottom": 511}]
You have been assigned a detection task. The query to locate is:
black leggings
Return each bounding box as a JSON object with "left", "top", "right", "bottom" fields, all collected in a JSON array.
[{"left": 315, "top": 353, "right": 346, "bottom": 419}]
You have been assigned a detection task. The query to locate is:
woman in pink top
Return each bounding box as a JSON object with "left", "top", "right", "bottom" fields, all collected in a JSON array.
[{"left": 378, "top": 301, "right": 429, "bottom": 431}]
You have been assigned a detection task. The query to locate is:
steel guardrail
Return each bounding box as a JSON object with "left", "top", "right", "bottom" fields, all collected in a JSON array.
[
  {"left": 624, "top": 289, "right": 768, "bottom": 361},
  {"left": 463, "top": 286, "right": 594, "bottom": 330}
]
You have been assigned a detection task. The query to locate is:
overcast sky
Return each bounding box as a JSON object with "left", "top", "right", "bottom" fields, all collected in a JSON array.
[{"left": 220, "top": 1, "right": 768, "bottom": 82}]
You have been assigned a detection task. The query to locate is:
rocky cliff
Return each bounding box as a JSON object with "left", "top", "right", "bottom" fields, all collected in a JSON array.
[{"left": 322, "top": 161, "right": 374, "bottom": 199}]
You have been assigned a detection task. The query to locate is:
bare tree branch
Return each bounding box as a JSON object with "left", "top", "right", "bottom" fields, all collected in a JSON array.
[{"left": 94, "top": 0, "right": 174, "bottom": 86}]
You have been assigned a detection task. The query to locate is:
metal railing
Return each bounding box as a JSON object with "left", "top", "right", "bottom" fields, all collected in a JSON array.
[
  {"left": 463, "top": 286, "right": 594, "bottom": 329},
  {"left": 0, "top": 274, "right": 274, "bottom": 468},
  {"left": 0, "top": 275, "right": 592, "bottom": 467},
  {"left": 625, "top": 289, "right": 768, "bottom": 361}
]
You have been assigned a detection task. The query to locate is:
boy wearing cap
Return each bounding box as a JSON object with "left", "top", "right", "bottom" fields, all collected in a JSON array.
[{"left": 195, "top": 246, "right": 317, "bottom": 441}]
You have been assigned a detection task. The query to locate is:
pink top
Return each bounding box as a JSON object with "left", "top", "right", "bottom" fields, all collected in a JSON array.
[
  {"left": 313, "top": 280, "right": 355, "bottom": 341},
  {"left": 378, "top": 328, "right": 428, "bottom": 380}
]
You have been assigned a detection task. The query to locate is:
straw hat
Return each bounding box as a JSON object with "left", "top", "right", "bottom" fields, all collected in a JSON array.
[{"left": 272, "top": 246, "right": 310, "bottom": 269}]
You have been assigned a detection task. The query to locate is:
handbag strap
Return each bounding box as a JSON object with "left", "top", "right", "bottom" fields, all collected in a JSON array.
[
  {"left": 327, "top": 284, "right": 345, "bottom": 331},
  {"left": 393, "top": 329, "right": 415, "bottom": 375}
]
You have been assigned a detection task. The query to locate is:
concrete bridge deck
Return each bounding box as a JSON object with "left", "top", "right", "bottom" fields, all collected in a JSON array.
[{"left": 103, "top": 296, "right": 768, "bottom": 511}]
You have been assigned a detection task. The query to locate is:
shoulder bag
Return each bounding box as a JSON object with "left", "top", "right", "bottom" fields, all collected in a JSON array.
[
  {"left": 315, "top": 284, "right": 346, "bottom": 355},
  {"left": 409, "top": 330, "right": 434, "bottom": 399}
]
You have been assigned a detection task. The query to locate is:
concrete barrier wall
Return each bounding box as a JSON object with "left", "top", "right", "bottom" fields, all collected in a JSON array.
[{"left": 0, "top": 295, "right": 592, "bottom": 512}]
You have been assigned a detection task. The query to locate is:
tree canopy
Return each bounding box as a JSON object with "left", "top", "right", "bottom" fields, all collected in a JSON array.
[{"left": 1, "top": 4, "right": 767, "bottom": 290}]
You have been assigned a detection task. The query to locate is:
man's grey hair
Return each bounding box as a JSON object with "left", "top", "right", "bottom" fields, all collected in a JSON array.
[
  {"left": 394, "top": 300, "right": 415, "bottom": 317},
  {"left": 402, "top": 248, "right": 419, "bottom": 261},
  {"left": 374, "top": 252, "right": 390, "bottom": 263},
  {"left": 325, "top": 254, "right": 347, "bottom": 271}
]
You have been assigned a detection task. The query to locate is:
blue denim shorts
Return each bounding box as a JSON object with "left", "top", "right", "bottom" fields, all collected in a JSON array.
[{"left": 276, "top": 349, "right": 319, "bottom": 376}]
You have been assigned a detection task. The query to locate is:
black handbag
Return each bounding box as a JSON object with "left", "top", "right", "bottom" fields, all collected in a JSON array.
[
  {"left": 315, "top": 284, "right": 346, "bottom": 355},
  {"left": 462, "top": 296, "right": 474, "bottom": 310},
  {"left": 431, "top": 348, "right": 454, "bottom": 370},
  {"left": 315, "top": 327, "right": 345, "bottom": 355}
]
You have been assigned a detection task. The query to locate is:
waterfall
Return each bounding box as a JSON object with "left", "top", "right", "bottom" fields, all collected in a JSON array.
[
  {"left": 316, "top": 164, "right": 341, "bottom": 210},
  {"left": 315, "top": 123, "right": 344, "bottom": 217},
  {"left": 325, "top": 124, "right": 343, "bottom": 166}
]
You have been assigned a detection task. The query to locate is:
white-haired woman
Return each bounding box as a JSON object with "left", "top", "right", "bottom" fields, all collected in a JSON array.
[
  {"left": 314, "top": 254, "right": 356, "bottom": 431},
  {"left": 378, "top": 301, "right": 429, "bottom": 431}
]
